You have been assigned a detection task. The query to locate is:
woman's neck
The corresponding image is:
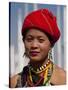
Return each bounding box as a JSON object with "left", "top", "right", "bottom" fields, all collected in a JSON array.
[{"left": 29, "top": 57, "right": 49, "bottom": 69}]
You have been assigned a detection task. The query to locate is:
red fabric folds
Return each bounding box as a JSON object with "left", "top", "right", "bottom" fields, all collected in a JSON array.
[{"left": 22, "top": 9, "right": 60, "bottom": 45}]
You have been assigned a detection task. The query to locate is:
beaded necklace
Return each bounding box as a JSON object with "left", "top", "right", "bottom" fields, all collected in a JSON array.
[{"left": 27, "top": 60, "right": 53, "bottom": 86}]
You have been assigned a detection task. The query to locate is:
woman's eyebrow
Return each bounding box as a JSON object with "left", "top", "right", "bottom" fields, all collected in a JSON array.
[
  {"left": 37, "top": 36, "right": 45, "bottom": 38},
  {"left": 26, "top": 34, "right": 46, "bottom": 38},
  {"left": 26, "top": 34, "right": 33, "bottom": 37}
]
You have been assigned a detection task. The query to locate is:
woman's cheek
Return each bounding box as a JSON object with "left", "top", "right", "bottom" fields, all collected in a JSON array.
[
  {"left": 24, "top": 42, "right": 31, "bottom": 53},
  {"left": 40, "top": 44, "right": 50, "bottom": 54}
]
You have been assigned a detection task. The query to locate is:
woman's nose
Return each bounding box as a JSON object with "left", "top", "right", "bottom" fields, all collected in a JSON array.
[{"left": 31, "top": 40, "right": 39, "bottom": 49}]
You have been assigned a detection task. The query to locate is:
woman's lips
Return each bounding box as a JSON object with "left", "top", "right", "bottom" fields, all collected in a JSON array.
[{"left": 30, "top": 51, "right": 40, "bottom": 56}]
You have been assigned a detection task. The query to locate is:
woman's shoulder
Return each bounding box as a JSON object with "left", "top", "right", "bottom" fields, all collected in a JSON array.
[
  {"left": 50, "top": 64, "right": 66, "bottom": 85},
  {"left": 9, "top": 73, "right": 21, "bottom": 88},
  {"left": 9, "top": 65, "right": 29, "bottom": 88}
]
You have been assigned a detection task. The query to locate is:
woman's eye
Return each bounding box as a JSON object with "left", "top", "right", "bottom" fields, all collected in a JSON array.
[
  {"left": 26, "top": 38, "right": 33, "bottom": 42},
  {"left": 39, "top": 39, "right": 45, "bottom": 43}
]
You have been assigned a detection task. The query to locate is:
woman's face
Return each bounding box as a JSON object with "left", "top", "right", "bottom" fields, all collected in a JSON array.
[{"left": 24, "top": 29, "right": 51, "bottom": 62}]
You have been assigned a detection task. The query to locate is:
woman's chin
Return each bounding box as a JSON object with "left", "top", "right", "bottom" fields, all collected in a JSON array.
[{"left": 29, "top": 57, "right": 42, "bottom": 62}]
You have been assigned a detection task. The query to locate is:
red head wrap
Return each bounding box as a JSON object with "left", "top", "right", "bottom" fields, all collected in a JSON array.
[{"left": 21, "top": 9, "right": 60, "bottom": 46}]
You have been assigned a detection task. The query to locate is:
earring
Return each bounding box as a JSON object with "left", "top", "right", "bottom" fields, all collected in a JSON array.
[{"left": 48, "top": 49, "right": 52, "bottom": 60}]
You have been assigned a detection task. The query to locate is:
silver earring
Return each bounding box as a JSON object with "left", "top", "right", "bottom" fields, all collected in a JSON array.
[{"left": 48, "top": 49, "right": 52, "bottom": 60}]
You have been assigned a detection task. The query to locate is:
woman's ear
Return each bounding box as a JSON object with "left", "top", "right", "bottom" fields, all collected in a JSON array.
[{"left": 49, "top": 44, "right": 52, "bottom": 51}]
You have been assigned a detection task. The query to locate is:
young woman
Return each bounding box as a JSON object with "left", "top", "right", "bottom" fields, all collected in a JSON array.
[{"left": 10, "top": 9, "right": 66, "bottom": 87}]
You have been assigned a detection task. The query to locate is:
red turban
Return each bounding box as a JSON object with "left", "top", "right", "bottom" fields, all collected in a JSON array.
[{"left": 22, "top": 9, "right": 60, "bottom": 46}]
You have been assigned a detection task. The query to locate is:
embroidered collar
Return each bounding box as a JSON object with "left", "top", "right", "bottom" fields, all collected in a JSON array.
[
  {"left": 29, "top": 60, "right": 52, "bottom": 74},
  {"left": 27, "top": 60, "right": 53, "bottom": 86}
]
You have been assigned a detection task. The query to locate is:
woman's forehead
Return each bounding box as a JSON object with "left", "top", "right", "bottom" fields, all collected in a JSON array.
[{"left": 25, "top": 29, "right": 48, "bottom": 38}]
